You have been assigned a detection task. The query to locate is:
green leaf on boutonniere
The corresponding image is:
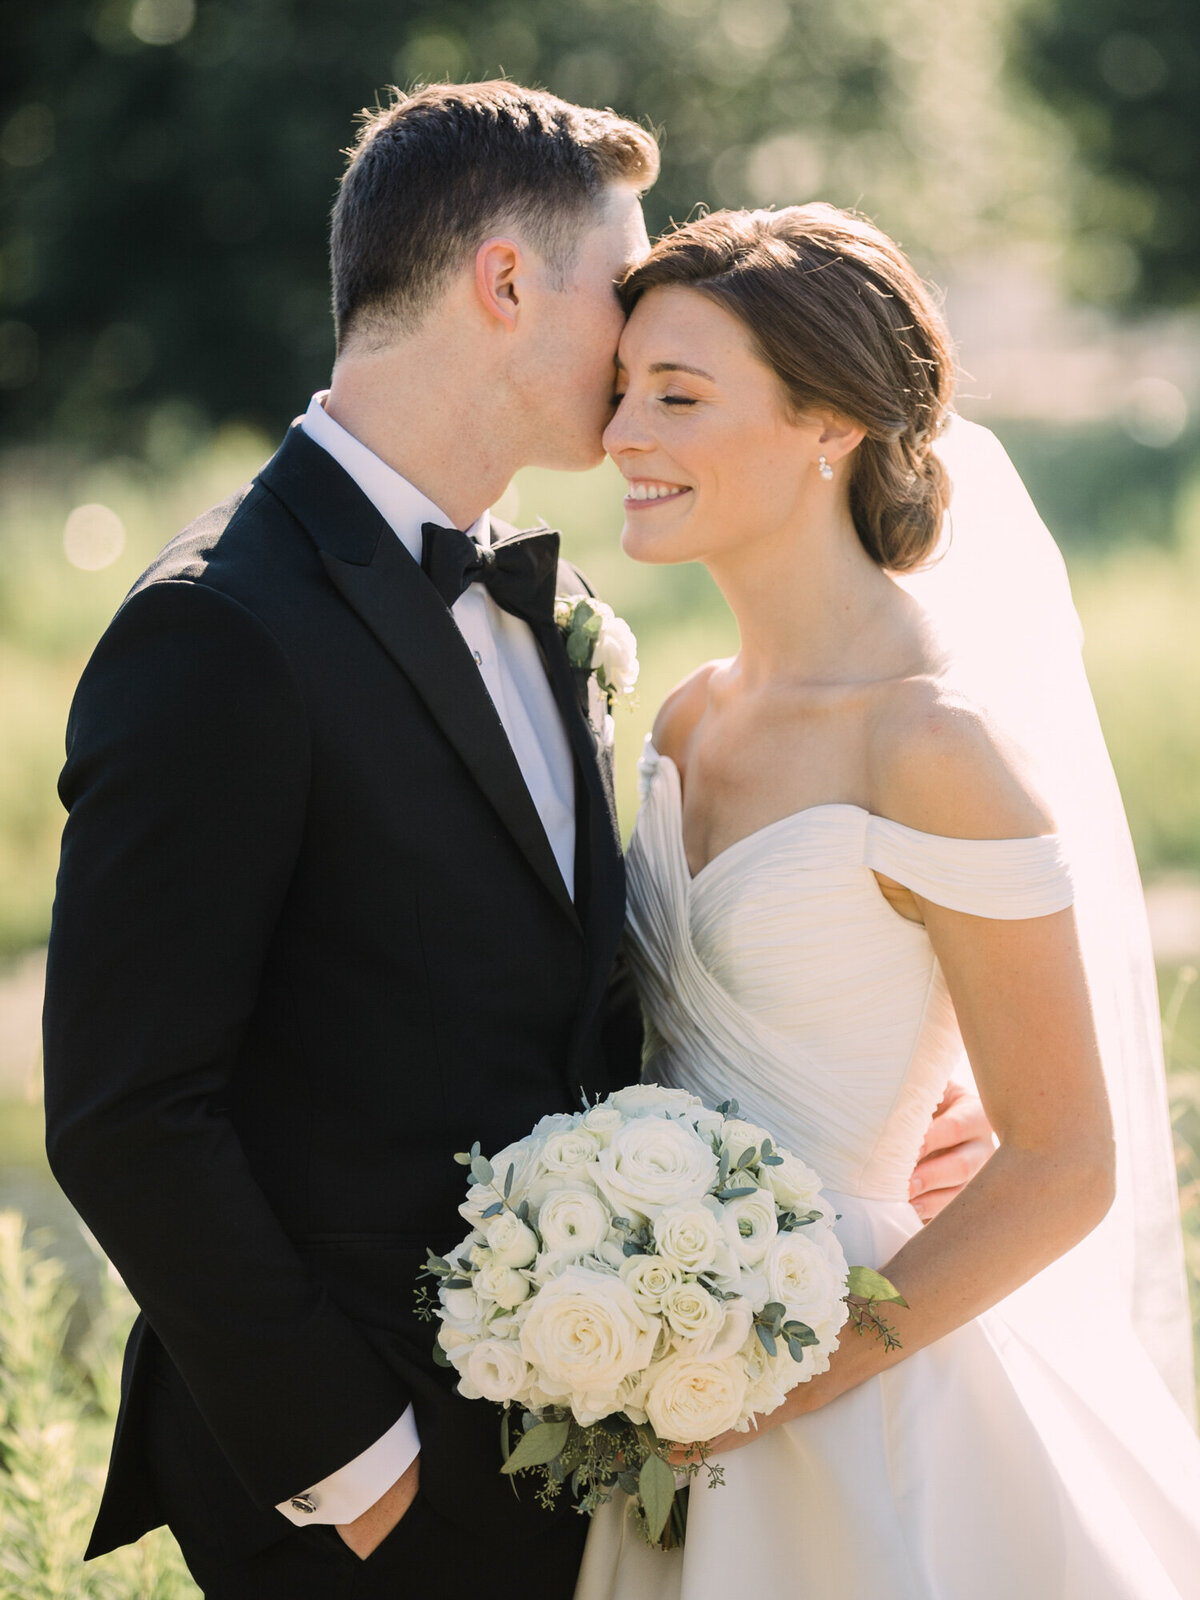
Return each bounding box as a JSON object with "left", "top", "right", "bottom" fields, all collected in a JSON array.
[
  {"left": 639, "top": 1452, "right": 676, "bottom": 1544},
  {"left": 500, "top": 1418, "right": 571, "bottom": 1474}
]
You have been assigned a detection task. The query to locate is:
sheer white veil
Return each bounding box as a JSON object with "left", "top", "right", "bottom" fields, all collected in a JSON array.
[{"left": 902, "top": 417, "right": 1195, "bottom": 1420}]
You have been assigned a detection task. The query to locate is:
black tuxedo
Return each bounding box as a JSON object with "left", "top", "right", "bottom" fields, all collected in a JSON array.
[{"left": 42, "top": 424, "right": 641, "bottom": 1594}]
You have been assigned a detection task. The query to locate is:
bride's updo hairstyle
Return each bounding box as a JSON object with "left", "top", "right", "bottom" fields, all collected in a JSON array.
[{"left": 619, "top": 205, "right": 955, "bottom": 572}]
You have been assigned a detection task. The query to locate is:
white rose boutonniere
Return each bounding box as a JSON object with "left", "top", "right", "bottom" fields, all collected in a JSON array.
[{"left": 554, "top": 593, "right": 639, "bottom": 712}]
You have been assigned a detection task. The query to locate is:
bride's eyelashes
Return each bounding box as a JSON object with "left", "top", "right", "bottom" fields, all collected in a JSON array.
[{"left": 608, "top": 392, "right": 698, "bottom": 407}]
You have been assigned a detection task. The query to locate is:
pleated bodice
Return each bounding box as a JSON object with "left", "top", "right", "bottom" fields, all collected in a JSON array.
[{"left": 625, "top": 738, "right": 1074, "bottom": 1200}]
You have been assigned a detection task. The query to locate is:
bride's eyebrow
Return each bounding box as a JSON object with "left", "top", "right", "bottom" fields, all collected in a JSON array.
[{"left": 648, "top": 361, "right": 715, "bottom": 380}]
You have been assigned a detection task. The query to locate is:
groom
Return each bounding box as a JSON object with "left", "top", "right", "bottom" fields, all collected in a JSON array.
[{"left": 43, "top": 81, "right": 992, "bottom": 1599}]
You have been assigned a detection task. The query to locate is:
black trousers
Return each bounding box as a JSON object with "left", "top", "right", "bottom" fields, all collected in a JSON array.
[
  {"left": 144, "top": 1358, "right": 590, "bottom": 1600},
  {"left": 170, "top": 1496, "right": 590, "bottom": 1600}
]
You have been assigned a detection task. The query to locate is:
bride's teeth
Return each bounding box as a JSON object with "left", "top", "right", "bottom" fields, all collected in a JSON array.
[{"left": 628, "top": 483, "right": 685, "bottom": 501}]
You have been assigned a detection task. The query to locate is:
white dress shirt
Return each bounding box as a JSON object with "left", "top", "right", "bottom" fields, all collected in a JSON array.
[{"left": 275, "top": 394, "right": 577, "bottom": 1528}]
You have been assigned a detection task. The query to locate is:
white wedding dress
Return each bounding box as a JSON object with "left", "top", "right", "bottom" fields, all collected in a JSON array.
[{"left": 574, "top": 735, "right": 1200, "bottom": 1600}]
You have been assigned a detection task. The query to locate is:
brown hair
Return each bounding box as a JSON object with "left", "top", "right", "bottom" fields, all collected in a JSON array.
[
  {"left": 619, "top": 205, "right": 955, "bottom": 572},
  {"left": 332, "top": 81, "right": 659, "bottom": 351}
]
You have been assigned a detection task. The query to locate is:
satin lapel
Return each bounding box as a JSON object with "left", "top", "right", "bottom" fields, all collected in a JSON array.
[
  {"left": 532, "top": 620, "right": 627, "bottom": 993},
  {"left": 259, "top": 428, "right": 579, "bottom": 930}
]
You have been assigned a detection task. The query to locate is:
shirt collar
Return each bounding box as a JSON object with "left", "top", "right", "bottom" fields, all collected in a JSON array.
[{"left": 299, "top": 391, "right": 491, "bottom": 562}]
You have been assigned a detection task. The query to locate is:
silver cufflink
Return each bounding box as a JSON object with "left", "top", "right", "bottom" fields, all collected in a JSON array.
[{"left": 290, "top": 1494, "right": 318, "bottom": 1515}]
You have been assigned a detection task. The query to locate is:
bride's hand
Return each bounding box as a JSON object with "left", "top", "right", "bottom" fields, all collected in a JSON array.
[{"left": 908, "top": 1079, "right": 994, "bottom": 1222}]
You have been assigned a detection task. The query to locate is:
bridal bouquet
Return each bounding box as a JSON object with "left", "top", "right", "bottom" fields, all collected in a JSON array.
[{"left": 420, "top": 1084, "right": 902, "bottom": 1548}]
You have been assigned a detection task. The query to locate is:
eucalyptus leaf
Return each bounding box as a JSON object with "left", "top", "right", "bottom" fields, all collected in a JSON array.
[
  {"left": 501, "top": 1419, "right": 572, "bottom": 1475},
  {"left": 432, "top": 1342, "right": 451, "bottom": 1368},
  {"left": 639, "top": 1453, "right": 676, "bottom": 1544},
  {"left": 755, "top": 1322, "right": 777, "bottom": 1357},
  {"left": 846, "top": 1266, "right": 908, "bottom": 1306},
  {"left": 716, "top": 1186, "right": 757, "bottom": 1201},
  {"left": 783, "top": 1319, "right": 819, "bottom": 1346},
  {"left": 481, "top": 1201, "right": 504, "bottom": 1219},
  {"left": 441, "top": 1276, "right": 472, "bottom": 1290},
  {"left": 504, "top": 1162, "right": 515, "bottom": 1199},
  {"left": 760, "top": 1301, "right": 786, "bottom": 1327},
  {"left": 453, "top": 1151, "right": 472, "bottom": 1166}
]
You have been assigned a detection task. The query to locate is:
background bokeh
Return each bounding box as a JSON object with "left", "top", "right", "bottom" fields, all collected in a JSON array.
[{"left": 1, "top": 2, "right": 1198, "bottom": 1590}]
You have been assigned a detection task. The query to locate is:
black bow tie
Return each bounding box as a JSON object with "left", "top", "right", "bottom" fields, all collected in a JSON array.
[{"left": 420, "top": 522, "right": 561, "bottom": 628}]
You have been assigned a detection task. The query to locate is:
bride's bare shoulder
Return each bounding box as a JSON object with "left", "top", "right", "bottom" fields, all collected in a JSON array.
[
  {"left": 868, "top": 675, "right": 1056, "bottom": 840},
  {"left": 651, "top": 660, "right": 730, "bottom": 765}
]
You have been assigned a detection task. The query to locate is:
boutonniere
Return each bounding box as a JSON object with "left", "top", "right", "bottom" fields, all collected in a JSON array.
[{"left": 554, "top": 594, "right": 640, "bottom": 715}]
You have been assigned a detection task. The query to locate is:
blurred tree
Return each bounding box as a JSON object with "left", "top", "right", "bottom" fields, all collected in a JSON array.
[
  {"left": 1, "top": 0, "right": 1071, "bottom": 451},
  {"left": 1021, "top": 0, "right": 1200, "bottom": 309}
]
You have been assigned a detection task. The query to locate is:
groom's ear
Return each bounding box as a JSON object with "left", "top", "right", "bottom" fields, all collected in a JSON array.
[{"left": 474, "top": 237, "right": 525, "bottom": 331}]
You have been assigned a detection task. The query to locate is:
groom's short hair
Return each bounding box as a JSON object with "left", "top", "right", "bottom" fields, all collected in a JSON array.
[{"left": 332, "top": 81, "right": 659, "bottom": 351}]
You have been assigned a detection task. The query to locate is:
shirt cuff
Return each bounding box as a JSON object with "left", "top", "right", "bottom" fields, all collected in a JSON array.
[{"left": 275, "top": 1405, "right": 420, "bottom": 1527}]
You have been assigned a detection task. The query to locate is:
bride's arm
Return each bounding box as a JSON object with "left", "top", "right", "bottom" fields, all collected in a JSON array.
[{"left": 683, "top": 695, "right": 1116, "bottom": 1454}]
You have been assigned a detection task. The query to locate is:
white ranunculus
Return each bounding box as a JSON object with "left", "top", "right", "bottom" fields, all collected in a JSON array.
[
  {"left": 653, "top": 1199, "right": 726, "bottom": 1275},
  {"left": 739, "top": 1332, "right": 792, "bottom": 1422},
  {"left": 702, "top": 1297, "right": 755, "bottom": 1363},
  {"left": 580, "top": 1104, "right": 625, "bottom": 1146},
  {"left": 537, "top": 1186, "right": 611, "bottom": 1256},
  {"left": 485, "top": 1212, "right": 539, "bottom": 1269},
  {"left": 620, "top": 1253, "right": 683, "bottom": 1312},
  {"left": 661, "top": 1282, "right": 725, "bottom": 1347},
  {"left": 764, "top": 1232, "right": 848, "bottom": 1327},
  {"left": 609, "top": 1084, "right": 700, "bottom": 1119},
  {"left": 645, "top": 1352, "right": 749, "bottom": 1444},
  {"left": 541, "top": 1127, "right": 602, "bottom": 1174},
  {"left": 724, "top": 1188, "right": 779, "bottom": 1267},
  {"left": 596, "top": 1117, "right": 718, "bottom": 1220},
  {"left": 591, "top": 605, "right": 639, "bottom": 698},
  {"left": 759, "top": 1150, "right": 830, "bottom": 1216},
  {"left": 456, "top": 1339, "right": 532, "bottom": 1404},
  {"left": 474, "top": 1263, "right": 532, "bottom": 1310},
  {"left": 519, "top": 1266, "right": 659, "bottom": 1396},
  {"left": 459, "top": 1137, "right": 546, "bottom": 1226}
]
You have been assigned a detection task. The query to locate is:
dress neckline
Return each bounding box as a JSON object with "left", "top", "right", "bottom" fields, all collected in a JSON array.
[{"left": 641, "top": 739, "right": 1060, "bottom": 890}]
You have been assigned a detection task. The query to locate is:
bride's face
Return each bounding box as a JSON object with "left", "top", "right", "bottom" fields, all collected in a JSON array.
[{"left": 604, "top": 284, "right": 824, "bottom": 566}]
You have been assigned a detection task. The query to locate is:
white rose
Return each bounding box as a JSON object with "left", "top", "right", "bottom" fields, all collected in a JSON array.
[
  {"left": 596, "top": 1117, "right": 718, "bottom": 1220},
  {"left": 724, "top": 1188, "right": 779, "bottom": 1267},
  {"left": 540, "top": 1127, "right": 602, "bottom": 1174},
  {"left": 519, "top": 1266, "right": 659, "bottom": 1396},
  {"left": 661, "top": 1282, "right": 725, "bottom": 1347},
  {"left": 720, "top": 1118, "right": 772, "bottom": 1161},
  {"left": 645, "top": 1352, "right": 749, "bottom": 1444},
  {"left": 440, "top": 1285, "right": 484, "bottom": 1324},
  {"left": 437, "top": 1323, "right": 478, "bottom": 1361},
  {"left": 689, "top": 1105, "right": 726, "bottom": 1141},
  {"left": 764, "top": 1232, "right": 847, "bottom": 1327},
  {"left": 653, "top": 1199, "right": 726, "bottom": 1275},
  {"left": 580, "top": 1104, "right": 625, "bottom": 1146},
  {"left": 457, "top": 1339, "right": 532, "bottom": 1404},
  {"left": 537, "top": 1186, "right": 611, "bottom": 1256},
  {"left": 620, "top": 1253, "right": 683, "bottom": 1312},
  {"left": 592, "top": 607, "right": 639, "bottom": 698},
  {"left": 474, "top": 1263, "right": 532, "bottom": 1310},
  {"left": 759, "top": 1150, "right": 831, "bottom": 1217},
  {"left": 608, "top": 1084, "right": 700, "bottom": 1119},
  {"left": 485, "top": 1212, "right": 539, "bottom": 1269}
]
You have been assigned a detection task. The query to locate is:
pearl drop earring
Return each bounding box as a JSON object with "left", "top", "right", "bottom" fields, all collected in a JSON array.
[{"left": 818, "top": 455, "right": 834, "bottom": 481}]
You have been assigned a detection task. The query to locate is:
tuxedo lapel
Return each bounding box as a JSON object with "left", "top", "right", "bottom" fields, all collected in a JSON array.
[{"left": 259, "top": 427, "right": 579, "bottom": 929}]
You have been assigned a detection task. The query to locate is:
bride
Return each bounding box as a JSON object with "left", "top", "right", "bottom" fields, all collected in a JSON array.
[{"left": 574, "top": 204, "right": 1200, "bottom": 1598}]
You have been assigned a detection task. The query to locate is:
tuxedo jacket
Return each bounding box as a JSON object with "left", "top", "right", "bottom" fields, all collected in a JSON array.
[{"left": 42, "top": 423, "right": 641, "bottom": 1564}]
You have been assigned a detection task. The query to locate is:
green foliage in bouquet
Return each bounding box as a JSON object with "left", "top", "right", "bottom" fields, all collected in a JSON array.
[{"left": 421, "top": 1094, "right": 906, "bottom": 1551}]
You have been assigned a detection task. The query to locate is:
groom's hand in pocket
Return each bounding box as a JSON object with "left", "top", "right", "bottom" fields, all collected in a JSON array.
[
  {"left": 336, "top": 1454, "right": 420, "bottom": 1559},
  {"left": 908, "top": 1080, "right": 995, "bottom": 1222}
]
